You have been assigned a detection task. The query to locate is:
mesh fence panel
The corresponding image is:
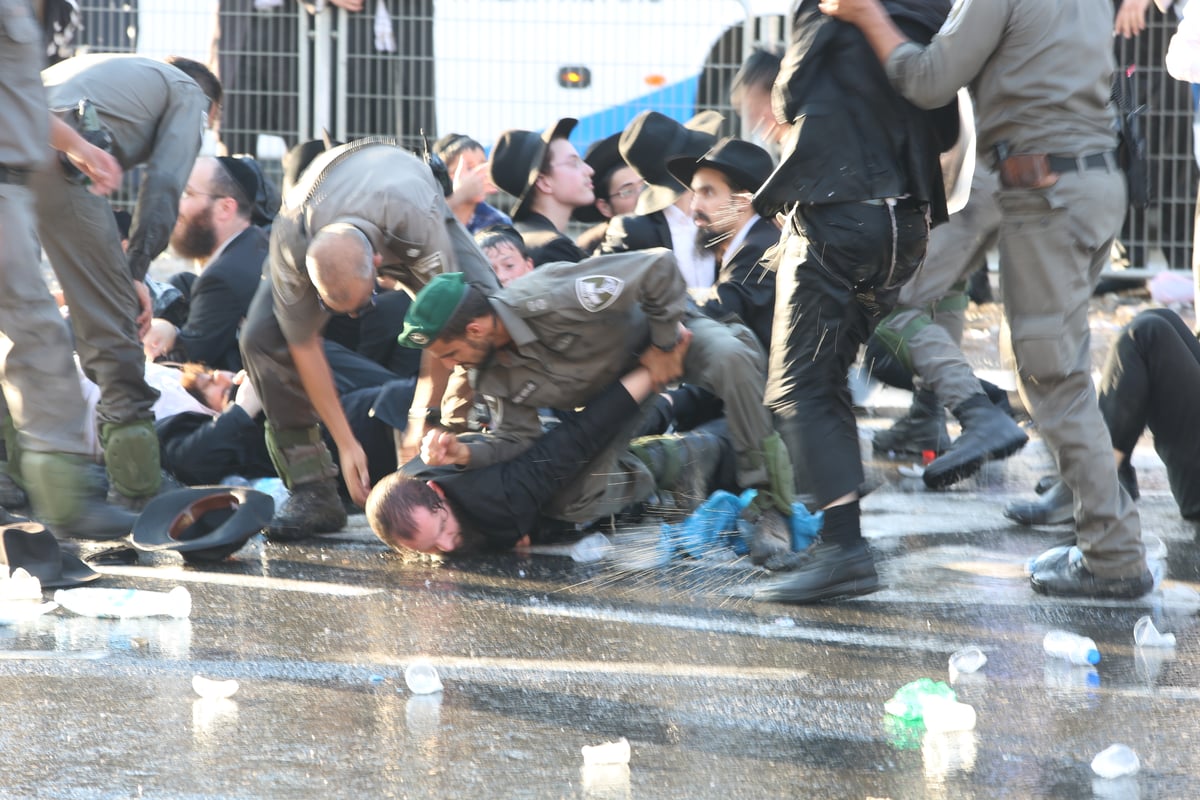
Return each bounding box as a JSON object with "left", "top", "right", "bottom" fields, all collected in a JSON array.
[{"left": 66, "top": 2, "right": 1196, "bottom": 273}]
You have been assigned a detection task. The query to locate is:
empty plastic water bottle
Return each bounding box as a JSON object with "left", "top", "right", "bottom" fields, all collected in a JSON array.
[
  {"left": 1043, "top": 630, "right": 1100, "bottom": 665},
  {"left": 1091, "top": 744, "right": 1140, "bottom": 779},
  {"left": 53, "top": 586, "right": 192, "bottom": 619},
  {"left": 948, "top": 647, "right": 988, "bottom": 676},
  {"left": 1133, "top": 616, "right": 1176, "bottom": 648},
  {"left": 920, "top": 696, "right": 978, "bottom": 733}
]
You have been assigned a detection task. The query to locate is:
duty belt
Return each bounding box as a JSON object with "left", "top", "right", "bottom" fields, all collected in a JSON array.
[
  {"left": 0, "top": 165, "right": 30, "bottom": 186},
  {"left": 1046, "top": 151, "right": 1117, "bottom": 174}
]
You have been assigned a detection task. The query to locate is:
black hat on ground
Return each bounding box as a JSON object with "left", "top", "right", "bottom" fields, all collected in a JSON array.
[
  {"left": 0, "top": 521, "right": 99, "bottom": 589},
  {"left": 131, "top": 487, "right": 274, "bottom": 564},
  {"left": 667, "top": 137, "right": 775, "bottom": 196},
  {"left": 619, "top": 110, "right": 724, "bottom": 215},
  {"left": 488, "top": 117, "right": 577, "bottom": 221},
  {"left": 572, "top": 132, "right": 624, "bottom": 224}
]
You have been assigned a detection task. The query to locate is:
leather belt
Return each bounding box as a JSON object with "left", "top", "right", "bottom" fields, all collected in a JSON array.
[
  {"left": 0, "top": 165, "right": 30, "bottom": 186},
  {"left": 1046, "top": 151, "right": 1116, "bottom": 174}
]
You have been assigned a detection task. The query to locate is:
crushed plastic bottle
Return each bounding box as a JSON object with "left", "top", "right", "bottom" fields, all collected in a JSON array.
[
  {"left": 1091, "top": 744, "right": 1140, "bottom": 779},
  {"left": 581, "top": 737, "right": 631, "bottom": 766},
  {"left": 192, "top": 675, "right": 239, "bottom": 699},
  {"left": 53, "top": 586, "right": 192, "bottom": 619},
  {"left": 948, "top": 647, "right": 988, "bottom": 676},
  {"left": 1133, "top": 616, "right": 1176, "bottom": 648},
  {"left": 1043, "top": 630, "right": 1100, "bottom": 665},
  {"left": 404, "top": 659, "right": 443, "bottom": 694}
]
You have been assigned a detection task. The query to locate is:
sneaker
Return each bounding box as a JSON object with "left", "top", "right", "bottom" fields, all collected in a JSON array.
[
  {"left": 731, "top": 540, "right": 880, "bottom": 603},
  {"left": 265, "top": 479, "right": 347, "bottom": 542},
  {"left": 1029, "top": 545, "right": 1153, "bottom": 599}
]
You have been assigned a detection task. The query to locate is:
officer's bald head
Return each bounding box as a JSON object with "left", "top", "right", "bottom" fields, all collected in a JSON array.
[{"left": 307, "top": 223, "right": 375, "bottom": 310}]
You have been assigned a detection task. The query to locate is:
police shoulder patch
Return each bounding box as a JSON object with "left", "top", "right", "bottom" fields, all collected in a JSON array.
[{"left": 574, "top": 275, "right": 625, "bottom": 313}]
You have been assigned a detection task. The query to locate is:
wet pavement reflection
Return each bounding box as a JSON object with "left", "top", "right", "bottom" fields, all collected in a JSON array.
[{"left": 0, "top": 426, "right": 1198, "bottom": 799}]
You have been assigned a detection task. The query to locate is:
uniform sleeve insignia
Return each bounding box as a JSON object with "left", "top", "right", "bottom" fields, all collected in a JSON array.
[{"left": 575, "top": 275, "right": 625, "bottom": 313}]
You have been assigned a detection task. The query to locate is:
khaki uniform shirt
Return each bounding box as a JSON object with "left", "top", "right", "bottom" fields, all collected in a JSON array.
[
  {"left": 0, "top": 0, "right": 48, "bottom": 170},
  {"left": 885, "top": 0, "right": 1117, "bottom": 164},
  {"left": 270, "top": 140, "right": 498, "bottom": 345},
  {"left": 467, "top": 248, "right": 686, "bottom": 468},
  {"left": 42, "top": 54, "right": 210, "bottom": 280}
]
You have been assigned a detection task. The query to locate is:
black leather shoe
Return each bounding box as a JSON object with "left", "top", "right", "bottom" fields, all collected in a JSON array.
[
  {"left": 1004, "top": 480, "right": 1074, "bottom": 526},
  {"left": 1029, "top": 545, "right": 1153, "bottom": 599},
  {"left": 731, "top": 540, "right": 880, "bottom": 603},
  {"left": 265, "top": 480, "right": 347, "bottom": 542},
  {"left": 923, "top": 394, "right": 1028, "bottom": 489}
]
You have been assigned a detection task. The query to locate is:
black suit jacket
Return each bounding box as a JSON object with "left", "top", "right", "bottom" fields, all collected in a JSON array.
[
  {"left": 514, "top": 212, "right": 588, "bottom": 266},
  {"left": 599, "top": 209, "right": 671, "bottom": 255},
  {"left": 701, "top": 216, "right": 780, "bottom": 351},
  {"left": 754, "top": 0, "right": 956, "bottom": 223},
  {"left": 172, "top": 225, "right": 268, "bottom": 371}
]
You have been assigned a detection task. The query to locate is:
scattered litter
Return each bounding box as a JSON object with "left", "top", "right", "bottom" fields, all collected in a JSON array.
[
  {"left": 948, "top": 647, "right": 987, "bottom": 676},
  {"left": 884, "top": 679, "right": 976, "bottom": 732},
  {"left": 192, "top": 675, "right": 239, "bottom": 700},
  {"left": 1133, "top": 616, "right": 1176, "bottom": 648},
  {"left": 1091, "top": 744, "right": 1140, "bottom": 779},
  {"left": 581, "top": 737, "right": 631, "bottom": 766},
  {"left": 0, "top": 568, "right": 42, "bottom": 601},
  {"left": 54, "top": 586, "right": 192, "bottom": 619},
  {"left": 404, "top": 659, "right": 443, "bottom": 694},
  {"left": 1043, "top": 630, "right": 1100, "bottom": 665}
]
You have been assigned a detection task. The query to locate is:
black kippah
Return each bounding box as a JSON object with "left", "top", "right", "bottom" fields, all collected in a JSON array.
[{"left": 215, "top": 155, "right": 260, "bottom": 207}]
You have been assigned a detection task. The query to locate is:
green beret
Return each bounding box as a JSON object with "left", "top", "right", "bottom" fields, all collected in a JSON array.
[{"left": 398, "top": 272, "right": 468, "bottom": 348}]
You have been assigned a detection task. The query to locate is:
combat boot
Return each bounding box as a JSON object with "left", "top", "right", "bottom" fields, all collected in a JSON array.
[
  {"left": 872, "top": 389, "right": 951, "bottom": 458},
  {"left": 922, "top": 394, "right": 1028, "bottom": 489},
  {"left": 265, "top": 479, "right": 348, "bottom": 542},
  {"left": 22, "top": 451, "right": 136, "bottom": 540}
]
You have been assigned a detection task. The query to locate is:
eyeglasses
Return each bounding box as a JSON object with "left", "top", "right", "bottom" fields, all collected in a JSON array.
[
  {"left": 607, "top": 180, "right": 646, "bottom": 201},
  {"left": 318, "top": 288, "right": 378, "bottom": 319},
  {"left": 182, "top": 186, "right": 228, "bottom": 202}
]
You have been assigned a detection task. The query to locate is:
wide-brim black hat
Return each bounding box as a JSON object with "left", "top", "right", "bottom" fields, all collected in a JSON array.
[
  {"left": 0, "top": 521, "right": 99, "bottom": 589},
  {"left": 619, "top": 110, "right": 724, "bottom": 215},
  {"left": 666, "top": 137, "right": 775, "bottom": 197},
  {"left": 489, "top": 118, "right": 577, "bottom": 221},
  {"left": 131, "top": 487, "right": 274, "bottom": 563},
  {"left": 572, "top": 133, "right": 624, "bottom": 224}
]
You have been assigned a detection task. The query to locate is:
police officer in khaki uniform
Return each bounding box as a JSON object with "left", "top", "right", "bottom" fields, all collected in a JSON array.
[
  {"left": 240, "top": 139, "right": 500, "bottom": 541},
  {"left": 31, "top": 52, "right": 222, "bottom": 507},
  {"left": 824, "top": 0, "right": 1153, "bottom": 598},
  {"left": 0, "top": 0, "right": 134, "bottom": 538},
  {"left": 397, "top": 249, "right": 796, "bottom": 559}
]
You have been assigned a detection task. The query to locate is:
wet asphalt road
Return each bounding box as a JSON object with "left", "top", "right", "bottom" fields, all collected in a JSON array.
[{"left": 1, "top": 414, "right": 1198, "bottom": 800}]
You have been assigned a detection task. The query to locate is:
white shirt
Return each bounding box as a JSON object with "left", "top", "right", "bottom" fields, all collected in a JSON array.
[
  {"left": 663, "top": 203, "right": 716, "bottom": 290},
  {"left": 722, "top": 213, "right": 761, "bottom": 267}
]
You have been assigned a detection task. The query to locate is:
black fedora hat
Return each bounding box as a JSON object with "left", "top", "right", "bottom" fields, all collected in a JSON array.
[
  {"left": 0, "top": 521, "right": 99, "bottom": 589},
  {"left": 572, "top": 132, "right": 625, "bottom": 224},
  {"left": 131, "top": 487, "right": 274, "bottom": 563},
  {"left": 667, "top": 137, "right": 775, "bottom": 196},
  {"left": 619, "top": 110, "right": 724, "bottom": 215},
  {"left": 489, "top": 118, "right": 577, "bottom": 221}
]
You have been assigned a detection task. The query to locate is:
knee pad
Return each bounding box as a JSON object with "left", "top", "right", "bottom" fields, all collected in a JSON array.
[{"left": 100, "top": 420, "right": 161, "bottom": 498}]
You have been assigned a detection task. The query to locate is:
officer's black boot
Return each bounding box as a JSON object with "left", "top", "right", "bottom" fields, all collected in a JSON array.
[
  {"left": 265, "top": 479, "right": 348, "bottom": 542},
  {"left": 872, "top": 389, "right": 951, "bottom": 459},
  {"left": 923, "top": 394, "right": 1029, "bottom": 490}
]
